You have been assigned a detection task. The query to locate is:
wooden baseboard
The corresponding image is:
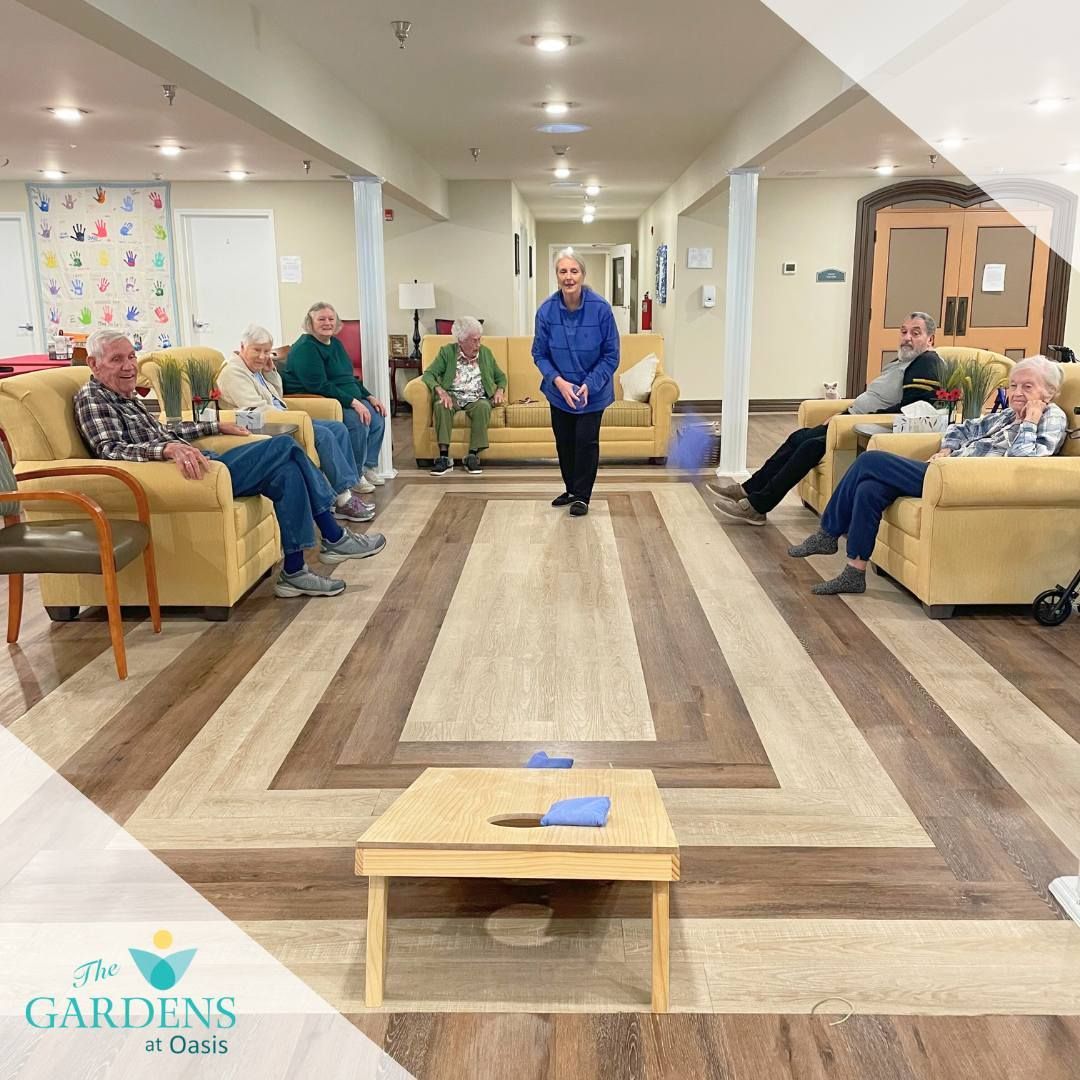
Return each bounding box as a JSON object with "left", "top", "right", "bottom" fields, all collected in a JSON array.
[{"left": 675, "top": 398, "right": 802, "bottom": 415}]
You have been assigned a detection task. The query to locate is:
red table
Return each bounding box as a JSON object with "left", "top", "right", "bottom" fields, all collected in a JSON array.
[{"left": 0, "top": 355, "right": 74, "bottom": 379}]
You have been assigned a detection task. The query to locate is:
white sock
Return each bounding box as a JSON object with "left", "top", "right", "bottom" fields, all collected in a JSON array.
[{"left": 335, "top": 490, "right": 351, "bottom": 507}]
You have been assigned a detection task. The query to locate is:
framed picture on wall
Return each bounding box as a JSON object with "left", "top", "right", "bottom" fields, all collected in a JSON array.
[
  {"left": 388, "top": 334, "right": 409, "bottom": 359},
  {"left": 514, "top": 232, "right": 521, "bottom": 276},
  {"left": 528, "top": 245, "right": 533, "bottom": 279}
]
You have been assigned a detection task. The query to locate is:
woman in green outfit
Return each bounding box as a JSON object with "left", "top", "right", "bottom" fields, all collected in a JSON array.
[{"left": 281, "top": 301, "right": 388, "bottom": 492}]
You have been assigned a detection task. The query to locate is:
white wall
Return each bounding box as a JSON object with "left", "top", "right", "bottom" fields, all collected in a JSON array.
[{"left": 511, "top": 184, "right": 538, "bottom": 335}]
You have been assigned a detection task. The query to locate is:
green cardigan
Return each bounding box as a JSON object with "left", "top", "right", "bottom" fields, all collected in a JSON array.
[
  {"left": 420, "top": 344, "right": 507, "bottom": 398},
  {"left": 281, "top": 333, "right": 370, "bottom": 407}
]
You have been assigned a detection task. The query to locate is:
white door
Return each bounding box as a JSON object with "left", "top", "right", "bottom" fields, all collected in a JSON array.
[
  {"left": 177, "top": 211, "right": 281, "bottom": 354},
  {"left": 608, "top": 243, "right": 632, "bottom": 334},
  {"left": 0, "top": 214, "right": 43, "bottom": 356}
]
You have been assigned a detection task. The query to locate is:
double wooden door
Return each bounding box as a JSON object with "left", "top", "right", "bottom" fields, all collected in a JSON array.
[{"left": 866, "top": 205, "right": 1053, "bottom": 383}]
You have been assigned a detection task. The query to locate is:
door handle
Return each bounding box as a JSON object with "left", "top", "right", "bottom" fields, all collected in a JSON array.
[
  {"left": 17, "top": 322, "right": 33, "bottom": 331},
  {"left": 192, "top": 319, "right": 209, "bottom": 330},
  {"left": 943, "top": 296, "right": 956, "bottom": 336},
  {"left": 956, "top": 296, "right": 969, "bottom": 337}
]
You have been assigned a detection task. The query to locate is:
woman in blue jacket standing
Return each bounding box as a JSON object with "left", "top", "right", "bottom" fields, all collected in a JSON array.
[{"left": 532, "top": 249, "right": 620, "bottom": 516}]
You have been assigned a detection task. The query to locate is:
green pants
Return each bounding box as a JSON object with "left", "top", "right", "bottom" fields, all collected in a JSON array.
[{"left": 434, "top": 397, "right": 492, "bottom": 452}]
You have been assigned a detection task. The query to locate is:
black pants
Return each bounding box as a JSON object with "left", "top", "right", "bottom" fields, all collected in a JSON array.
[
  {"left": 742, "top": 423, "right": 828, "bottom": 513},
  {"left": 551, "top": 406, "right": 604, "bottom": 502}
]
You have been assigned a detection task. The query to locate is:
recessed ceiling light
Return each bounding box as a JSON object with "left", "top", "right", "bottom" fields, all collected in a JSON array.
[
  {"left": 582, "top": 214, "right": 595, "bottom": 224},
  {"left": 1063, "top": 161, "right": 1080, "bottom": 172},
  {"left": 938, "top": 136, "right": 965, "bottom": 150},
  {"left": 226, "top": 170, "right": 250, "bottom": 180},
  {"left": 543, "top": 102, "right": 571, "bottom": 116},
  {"left": 47, "top": 106, "right": 87, "bottom": 122},
  {"left": 40, "top": 169, "right": 66, "bottom": 179},
  {"left": 156, "top": 144, "right": 185, "bottom": 157},
  {"left": 536, "top": 122, "right": 590, "bottom": 135},
  {"left": 1032, "top": 97, "right": 1068, "bottom": 112},
  {"left": 553, "top": 164, "right": 571, "bottom": 179},
  {"left": 584, "top": 183, "right": 600, "bottom": 196},
  {"left": 874, "top": 164, "right": 896, "bottom": 175},
  {"left": 533, "top": 35, "right": 570, "bottom": 52}
]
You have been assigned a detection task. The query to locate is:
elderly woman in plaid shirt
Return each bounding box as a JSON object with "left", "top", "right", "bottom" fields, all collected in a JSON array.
[{"left": 788, "top": 355, "right": 1068, "bottom": 595}]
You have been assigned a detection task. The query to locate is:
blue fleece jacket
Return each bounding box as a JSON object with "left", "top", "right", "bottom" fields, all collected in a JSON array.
[{"left": 532, "top": 287, "right": 620, "bottom": 414}]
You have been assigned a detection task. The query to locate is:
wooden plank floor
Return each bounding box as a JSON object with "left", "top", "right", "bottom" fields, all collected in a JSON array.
[{"left": 5, "top": 413, "right": 1080, "bottom": 1079}]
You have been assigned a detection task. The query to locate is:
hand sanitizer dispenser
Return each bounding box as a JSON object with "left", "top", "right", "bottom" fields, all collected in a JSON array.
[{"left": 702, "top": 284, "right": 717, "bottom": 308}]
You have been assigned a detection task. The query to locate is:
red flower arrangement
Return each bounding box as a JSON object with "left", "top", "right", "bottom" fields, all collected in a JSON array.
[{"left": 934, "top": 388, "right": 962, "bottom": 405}]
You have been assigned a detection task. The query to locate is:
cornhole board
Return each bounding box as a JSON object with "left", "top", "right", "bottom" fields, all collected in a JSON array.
[{"left": 355, "top": 767, "right": 680, "bottom": 1010}]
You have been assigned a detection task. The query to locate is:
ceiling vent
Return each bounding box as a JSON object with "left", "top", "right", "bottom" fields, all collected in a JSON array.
[{"left": 777, "top": 169, "right": 821, "bottom": 177}]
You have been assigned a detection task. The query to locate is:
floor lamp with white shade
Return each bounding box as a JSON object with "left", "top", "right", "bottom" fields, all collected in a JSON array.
[{"left": 399, "top": 281, "right": 436, "bottom": 360}]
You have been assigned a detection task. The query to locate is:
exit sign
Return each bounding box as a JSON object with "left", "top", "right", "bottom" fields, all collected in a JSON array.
[{"left": 384, "top": 209, "right": 394, "bottom": 222}]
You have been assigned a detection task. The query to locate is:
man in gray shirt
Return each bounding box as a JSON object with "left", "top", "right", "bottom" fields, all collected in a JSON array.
[{"left": 710, "top": 312, "right": 942, "bottom": 524}]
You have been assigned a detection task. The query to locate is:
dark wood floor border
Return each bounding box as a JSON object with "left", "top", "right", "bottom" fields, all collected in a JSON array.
[
  {"left": 725, "top": 520, "right": 1075, "bottom": 904},
  {"left": 272, "top": 495, "right": 486, "bottom": 789}
]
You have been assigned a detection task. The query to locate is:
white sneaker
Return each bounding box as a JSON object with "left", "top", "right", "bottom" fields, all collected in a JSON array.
[
  {"left": 353, "top": 477, "right": 376, "bottom": 494},
  {"left": 363, "top": 467, "right": 385, "bottom": 487}
]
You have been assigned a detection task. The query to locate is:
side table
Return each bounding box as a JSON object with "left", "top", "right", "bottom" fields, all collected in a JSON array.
[
  {"left": 853, "top": 422, "right": 895, "bottom": 456},
  {"left": 389, "top": 357, "right": 421, "bottom": 416}
]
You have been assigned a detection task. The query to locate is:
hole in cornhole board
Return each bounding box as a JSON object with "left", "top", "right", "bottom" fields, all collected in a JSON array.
[{"left": 488, "top": 813, "right": 544, "bottom": 829}]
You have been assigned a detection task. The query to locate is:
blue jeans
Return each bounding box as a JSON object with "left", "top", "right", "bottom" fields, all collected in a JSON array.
[
  {"left": 216, "top": 436, "right": 335, "bottom": 555},
  {"left": 342, "top": 405, "right": 385, "bottom": 470},
  {"left": 822, "top": 450, "right": 929, "bottom": 560},
  {"left": 312, "top": 419, "right": 359, "bottom": 494}
]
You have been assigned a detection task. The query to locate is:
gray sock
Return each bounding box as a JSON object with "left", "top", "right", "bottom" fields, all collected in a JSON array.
[
  {"left": 787, "top": 530, "right": 840, "bottom": 558},
  {"left": 812, "top": 565, "right": 867, "bottom": 595}
]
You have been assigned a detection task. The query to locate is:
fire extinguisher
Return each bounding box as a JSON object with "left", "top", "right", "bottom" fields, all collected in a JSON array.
[{"left": 640, "top": 292, "right": 653, "bottom": 331}]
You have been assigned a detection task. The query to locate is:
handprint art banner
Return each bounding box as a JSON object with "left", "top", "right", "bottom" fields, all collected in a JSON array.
[{"left": 26, "top": 182, "right": 179, "bottom": 356}]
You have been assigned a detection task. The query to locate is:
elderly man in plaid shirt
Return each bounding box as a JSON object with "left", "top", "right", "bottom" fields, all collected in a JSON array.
[
  {"left": 787, "top": 355, "right": 1068, "bottom": 595},
  {"left": 74, "top": 330, "right": 385, "bottom": 600}
]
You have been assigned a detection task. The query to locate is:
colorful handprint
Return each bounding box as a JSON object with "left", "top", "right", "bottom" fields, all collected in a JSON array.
[
  {"left": 94, "top": 186, "right": 106, "bottom": 204},
  {"left": 47, "top": 279, "right": 61, "bottom": 297},
  {"left": 70, "top": 251, "right": 82, "bottom": 268},
  {"left": 97, "top": 277, "right": 110, "bottom": 294},
  {"left": 132, "top": 332, "right": 143, "bottom": 351},
  {"left": 97, "top": 249, "right": 109, "bottom": 267},
  {"left": 125, "top": 276, "right": 137, "bottom": 293},
  {"left": 49, "top": 307, "right": 61, "bottom": 325},
  {"left": 37, "top": 192, "right": 50, "bottom": 213},
  {"left": 119, "top": 221, "right": 134, "bottom": 237},
  {"left": 153, "top": 224, "right": 167, "bottom": 240},
  {"left": 102, "top": 305, "right": 114, "bottom": 325},
  {"left": 70, "top": 278, "right": 84, "bottom": 297},
  {"left": 149, "top": 191, "right": 163, "bottom": 209},
  {"left": 78, "top": 307, "right": 92, "bottom": 326},
  {"left": 44, "top": 251, "right": 58, "bottom": 269},
  {"left": 121, "top": 194, "right": 135, "bottom": 212},
  {"left": 154, "top": 307, "right": 169, "bottom": 324},
  {"left": 71, "top": 223, "right": 85, "bottom": 242},
  {"left": 125, "top": 305, "right": 140, "bottom": 322},
  {"left": 39, "top": 222, "right": 51, "bottom": 239},
  {"left": 153, "top": 251, "right": 165, "bottom": 269},
  {"left": 93, "top": 220, "right": 108, "bottom": 239},
  {"left": 152, "top": 280, "right": 165, "bottom": 298},
  {"left": 123, "top": 251, "right": 137, "bottom": 267},
  {"left": 158, "top": 333, "right": 172, "bottom": 348},
  {"left": 62, "top": 194, "right": 76, "bottom": 210}
]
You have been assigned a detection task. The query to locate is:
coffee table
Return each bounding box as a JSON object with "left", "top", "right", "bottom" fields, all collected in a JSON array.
[{"left": 355, "top": 767, "right": 680, "bottom": 1011}]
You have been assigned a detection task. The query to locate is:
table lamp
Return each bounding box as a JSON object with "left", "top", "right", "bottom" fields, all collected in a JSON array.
[{"left": 398, "top": 280, "right": 436, "bottom": 360}]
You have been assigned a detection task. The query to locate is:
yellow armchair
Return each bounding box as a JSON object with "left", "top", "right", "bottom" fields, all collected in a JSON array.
[{"left": 0, "top": 367, "right": 280, "bottom": 621}]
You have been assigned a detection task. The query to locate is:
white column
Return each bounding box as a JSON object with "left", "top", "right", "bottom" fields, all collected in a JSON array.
[
  {"left": 717, "top": 168, "right": 762, "bottom": 480},
  {"left": 350, "top": 176, "right": 395, "bottom": 478}
]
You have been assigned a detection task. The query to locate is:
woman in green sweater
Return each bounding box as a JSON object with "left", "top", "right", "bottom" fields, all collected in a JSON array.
[{"left": 281, "top": 301, "right": 387, "bottom": 492}]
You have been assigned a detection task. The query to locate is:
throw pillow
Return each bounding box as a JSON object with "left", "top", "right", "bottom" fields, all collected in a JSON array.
[{"left": 620, "top": 353, "right": 659, "bottom": 402}]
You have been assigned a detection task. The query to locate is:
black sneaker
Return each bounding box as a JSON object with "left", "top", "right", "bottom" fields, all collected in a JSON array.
[
  {"left": 463, "top": 453, "right": 483, "bottom": 475},
  {"left": 569, "top": 500, "right": 589, "bottom": 517},
  {"left": 430, "top": 455, "right": 453, "bottom": 476},
  {"left": 551, "top": 492, "right": 575, "bottom": 507}
]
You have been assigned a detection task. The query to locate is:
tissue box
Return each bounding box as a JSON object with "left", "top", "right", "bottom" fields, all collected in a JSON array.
[
  {"left": 234, "top": 408, "right": 266, "bottom": 432},
  {"left": 893, "top": 411, "right": 949, "bottom": 434}
]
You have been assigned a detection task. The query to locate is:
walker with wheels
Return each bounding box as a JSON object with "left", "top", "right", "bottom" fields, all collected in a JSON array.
[{"left": 1033, "top": 570, "right": 1080, "bottom": 626}]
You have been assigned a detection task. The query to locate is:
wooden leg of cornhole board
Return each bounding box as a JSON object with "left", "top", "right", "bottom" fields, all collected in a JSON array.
[
  {"left": 651, "top": 880, "right": 670, "bottom": 1012},
  {"left": 365, "top": 875, "right": 389, "bottom": 1007}
]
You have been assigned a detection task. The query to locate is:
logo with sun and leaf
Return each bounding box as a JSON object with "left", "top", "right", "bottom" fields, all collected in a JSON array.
[{"left": 128, "top": 930, "right": 197, "bottom": 991}]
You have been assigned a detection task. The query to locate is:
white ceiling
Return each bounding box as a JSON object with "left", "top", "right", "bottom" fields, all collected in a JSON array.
[{"left": 0, "top": 0, "right": 336, "bottom": 183}]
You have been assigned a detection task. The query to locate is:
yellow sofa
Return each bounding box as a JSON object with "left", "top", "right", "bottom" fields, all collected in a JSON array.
[
  {"left": 0, "top": 367, "right": 280, "bottom": 620},
  {"left": 139, "top": 346, "right": 344, "bottom": 466},
  {"left": 797, "top": 347, "right": 1013, "bottom": 513},
  {"left": 864, "top": 364, "right": 1080, "bottom": 617},
  {"left": 403, "top": 333, "right": 679, "bottom": 465}
]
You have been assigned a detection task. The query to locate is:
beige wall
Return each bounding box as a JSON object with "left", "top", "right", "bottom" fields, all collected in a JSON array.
[{"left": 511, "top": 183, "right": 538, "bottom": 334}]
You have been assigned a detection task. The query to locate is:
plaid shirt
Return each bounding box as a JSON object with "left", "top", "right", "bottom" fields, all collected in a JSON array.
[
  {"left": 74, "top": 378, "right": 218, "bottom": 462},
  {"left": 940, "top": 404, "right": 1068, "bottom": 458}
]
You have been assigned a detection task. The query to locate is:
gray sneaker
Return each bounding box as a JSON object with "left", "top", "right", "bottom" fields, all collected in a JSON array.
[
  {"left": 713, "top": 498, "right": 767, "bottom": 525},
  {"left": 274, "top": 566, "right": 346, "bottom": 598},
  {"left": 706, "top": 479, "right": 746, "bottom": 501},
  {"left": 334, "top": 495, "right": 376, "bottom": 523},
  {"left": 320, "top": 529, "right": 387, "bottom": 563}
]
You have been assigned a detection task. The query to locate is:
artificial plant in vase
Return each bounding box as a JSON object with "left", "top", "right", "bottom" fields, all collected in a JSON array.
[
  {"left": 959, "top": 358, "right": 1008, "bottom": 420},
  {"left": 187, "top": 355, "right": 221, "bottom": 423},
  {"left": 157, "top": 355, "right": 185, "bottom": 429}
]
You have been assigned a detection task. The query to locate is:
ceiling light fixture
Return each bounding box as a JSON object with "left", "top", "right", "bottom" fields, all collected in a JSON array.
[
  {"left": 582, "top": 214, "right": 595, "bottom": 224},
  {"left": 391, "top": 20, "right": 412, "bottom": 49},
  {"left": 543, "top": 102, "right": 570, "bottom": 116},
  {"left": 156, "top": 144, "right": 185, "bottom": 157},
  {"left": 40, "top": 169, "right": 66, "bottom": 179},
  {"left": 536, "top": 122, "right": 590, "bottom": 135},
  {"left": 1064, "top": 161, "right": 1080, "bottom": 172},
  {"left": 1032, "top": 97, "right": 1067, "bottom": 112},
  {"left": 584, "top": 183, "right": 600, "bottom": 196},
  {"left": 162, "top": 84, "right": 177, "bottom": 107},
  {"left": 47, "top": 107, "right": 86, "bottom": 122},
  {"left": 554, "top": 164, "right": 571, "bottom": 179},
  {"left": 227, "top": 170, "right": 250, "bottom": 180},
  {"left": 532, "top": 35, "right": 570, "bottom": 52},
  {"left": 873, "top": 163, "right": 896, "bottom": 175}
]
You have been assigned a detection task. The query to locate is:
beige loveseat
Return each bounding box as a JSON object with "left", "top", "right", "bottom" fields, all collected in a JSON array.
[{"left": 403, "top": 333, "right": 679, "bottom": 465}]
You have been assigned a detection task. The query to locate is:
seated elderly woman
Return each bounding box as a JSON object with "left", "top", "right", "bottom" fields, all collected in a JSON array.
[
  {"left": 281, "top": 301, "right": 387, "bottom": 493},
  {"left": 421, "top": 316, "right": 508, "bottom": 475},
  {"left": 216, "top": 325, "right": 374, "bottom": 522},
  {"left": 788, "top": 354, "right": 1068, "bottom": 595}
]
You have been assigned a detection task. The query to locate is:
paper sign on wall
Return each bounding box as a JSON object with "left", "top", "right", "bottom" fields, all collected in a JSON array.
[
  {"left": 280, "top": 255, "right": 303, "bottom": 284},
  {"left": 982, "top": 263, "right": 1006, "bottom": 293},
  {"left": 687, "top": 246, "right": 713, "bottom": 269}
]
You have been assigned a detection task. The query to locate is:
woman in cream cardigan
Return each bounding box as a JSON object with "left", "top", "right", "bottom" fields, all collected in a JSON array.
[{"left": 217, "top": 325, "right": 374, "bottom": 522}]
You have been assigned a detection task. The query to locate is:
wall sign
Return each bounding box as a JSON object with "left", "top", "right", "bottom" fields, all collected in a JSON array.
[
  {"left": 655, "top": 243, "right": 669, "bottom": 304},
  {"left": 687, "top": 246, "right": 713, "bottom": 269},
  {"left": 27, "top": 182, "right": 179, "bottom": 354},
  {"left": 815, "top": 268, "right": 846, "bottom": 283}
]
